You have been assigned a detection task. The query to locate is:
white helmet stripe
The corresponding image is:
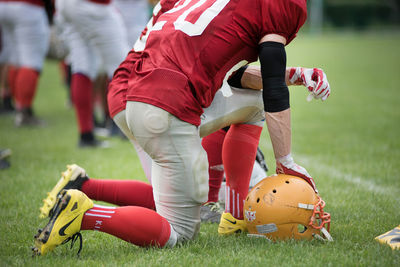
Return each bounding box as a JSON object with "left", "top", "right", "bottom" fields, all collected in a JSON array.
[{"left": 298, "top": 203, "right": 315, "bottom": 210}]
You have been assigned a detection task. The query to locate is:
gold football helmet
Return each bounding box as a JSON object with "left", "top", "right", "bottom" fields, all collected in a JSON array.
[{"left": 244, "top": 174, "right": 332, "bottom": 241}]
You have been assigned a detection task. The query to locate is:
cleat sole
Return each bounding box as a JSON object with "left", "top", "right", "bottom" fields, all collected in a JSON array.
[
  {"left": 33, "top": 191, "right": 71, "bottom": 255},
  {"left": 39, "top": 165, "right": 83, "bottom": 218}
]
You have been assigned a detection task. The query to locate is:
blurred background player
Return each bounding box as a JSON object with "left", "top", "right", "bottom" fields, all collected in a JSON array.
[
  {"left": 0, "top": 0, "right": 50, "bottom": 126},
  {"left": 54, "top": 0, "right": 130, "bottom": 147},
  {"left": 0, "top": 61, "right": 15, "bottom": 113},
  {"left": 114, "top": 0, "right": 153, "bottom": 46}
]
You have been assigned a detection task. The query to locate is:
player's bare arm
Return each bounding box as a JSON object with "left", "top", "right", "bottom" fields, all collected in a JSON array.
[
  {"left": 259, "top": 33, "right": 290, "bottom": 159},
  {"left": 241, "top": 65, "right": 331, "bottom": 99},
  {"left": 241, "top": 34, "right": 331, "bottom": 99},
  {"left": 240, "top": 65, "right": 314, "bottom": 89},
  {"left": 259, "top": 33, "right": 317, "bottom": 192}
]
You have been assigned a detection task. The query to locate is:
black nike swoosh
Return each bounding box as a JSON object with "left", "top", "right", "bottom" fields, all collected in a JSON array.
[
  {"left": 224, "top": 218, "right": 237, "bottom": 224},
  {"left": 59, "top": 215, "right": 79, "bottom": 236},
  {"left": 390, "top": 237, "right": 400, "bottom": 243}
]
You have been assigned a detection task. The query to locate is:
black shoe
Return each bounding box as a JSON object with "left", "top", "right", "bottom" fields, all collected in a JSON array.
[
  {"left": 0, "top": 149, "right": 12, "bottom": 170},
  {"left": 0, "top": 96, "right": 15, "bottom": 114},
  {"left": 78, "top": 132, "right": 109, "bottom": 148},
  {"left": 0, "top": 159, "right": 10, "bottom": 170},
  {"left": 0, "top": 148, "right": 11, "bottom": 160},
  {"left": 255, "top": 147, "right": 268, "bottom": 172},
  {"left": 15, "top": 108, "right": 45, "bottom": 127},
  {"left": 79, "top": 139, "right": 109, "bottom": 148}
]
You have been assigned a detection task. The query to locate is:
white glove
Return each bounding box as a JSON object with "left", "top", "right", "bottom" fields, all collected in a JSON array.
[
  {"left": 276, "top": 154, "right": 318, "bottom": 193},
  {"left": 288, "top": 67, "right": 331, "bottom": 101}
]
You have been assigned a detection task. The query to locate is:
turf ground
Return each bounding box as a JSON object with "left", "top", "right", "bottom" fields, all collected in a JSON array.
[{"left": 0, "top": 32, "right": 399, "bottom": 266}]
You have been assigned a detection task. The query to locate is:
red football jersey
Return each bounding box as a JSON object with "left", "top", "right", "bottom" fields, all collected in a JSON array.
[{"left": 126, "top": 0, "right": 307, "bottom": 126}]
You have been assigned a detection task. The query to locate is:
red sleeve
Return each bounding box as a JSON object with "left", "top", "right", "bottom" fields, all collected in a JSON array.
[
  {"left": 259, "top": 0, "right": 307, "bottom": 45},
  {"left": 232, "top": 0, "right": 307, "bottom": 47}
]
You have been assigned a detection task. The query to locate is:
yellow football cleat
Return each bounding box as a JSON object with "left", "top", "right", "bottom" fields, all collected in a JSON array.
[
  {"left": 375, "top": 225, "right": 400, "bottom": 250},
  {"left": 39, "top": 164, "right": 88, "bottom": 218},
  {"left": 218, "top": 212, "right": 247, "bottom": 235},
  {"left": 33, "top": 189, "right": 93, "bottom": 256}
]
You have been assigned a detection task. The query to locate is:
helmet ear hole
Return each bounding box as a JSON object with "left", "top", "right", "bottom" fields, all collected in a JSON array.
[
  {"left": 272, "top": 189, "right": 277, "bottom": 193},
  {"left": 285, "top": 181, "right": 289, "bottom": 184},
  {"left": 297, "top": 224, "right": 307, "bottom": 234},
  {"left": 256, "top": 197, "right": 260, "bottom": 203}
]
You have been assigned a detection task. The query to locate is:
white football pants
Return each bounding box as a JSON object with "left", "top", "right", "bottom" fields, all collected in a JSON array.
[
  {"left": 114, "top": 0, "right": 150, "bottom": 46},
  {"left": 0, "top": 2, "right": 49, "bottom": 70},
  {"left": 114, "top": 86, "right": 264, "bottom": 243},
  {"left": 114, "top": 87, "right": 264, "bottom": 183},
  {"left": 125, "top": 101, "right": 208, "bottom": 243},
  {"left": 55, "top": 0, "right": 129, "bottom": 79}
]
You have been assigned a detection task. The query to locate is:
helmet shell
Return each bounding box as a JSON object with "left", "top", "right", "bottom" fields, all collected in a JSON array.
[{"left": 244, "top": 174, "right": 323, "bottom": 240}]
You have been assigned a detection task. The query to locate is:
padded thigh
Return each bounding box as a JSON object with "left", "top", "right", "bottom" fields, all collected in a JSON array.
[
  {"left": 113, "top": 111, "right": 153, "bottom": 183},
  {"left": 125, "top": 101, "right": 208, "bottom": 243}
]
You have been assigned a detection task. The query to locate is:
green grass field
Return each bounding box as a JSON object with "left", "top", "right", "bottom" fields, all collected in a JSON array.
[{"left": 1, "top": 32, "right": 400, "bottom": 266}]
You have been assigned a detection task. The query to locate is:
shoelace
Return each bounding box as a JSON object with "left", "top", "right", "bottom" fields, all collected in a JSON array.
[{"left": 62, "top": 232, "right": 83, "bottom": 256}]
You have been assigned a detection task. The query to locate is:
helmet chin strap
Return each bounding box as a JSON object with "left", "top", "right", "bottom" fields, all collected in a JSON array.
[{"left": 313, "top": 227, "right": 333, "bottom": 242}]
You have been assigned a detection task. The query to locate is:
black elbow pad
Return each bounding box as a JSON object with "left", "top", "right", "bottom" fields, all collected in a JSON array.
[
  {"left": 227, "top": 65, "right": 248, "bottom": 88},
  {"left": 259, "top": 42, "right": 290, "bottom": 112}
]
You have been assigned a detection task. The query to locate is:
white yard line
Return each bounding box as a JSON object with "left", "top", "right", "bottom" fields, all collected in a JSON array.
[{"left": 297, "top": 154, "right": 400, "bottom": 201}]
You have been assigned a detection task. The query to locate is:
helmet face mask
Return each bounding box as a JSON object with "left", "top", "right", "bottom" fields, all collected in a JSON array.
[{"left": 244, "top": 174, "right": 332, "bottom": 241}]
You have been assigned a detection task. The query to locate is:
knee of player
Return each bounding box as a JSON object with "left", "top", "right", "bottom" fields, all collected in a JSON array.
[
  {"left": 240, "top": 106, "right": 265, "bottom": 127},
  {"left": 166, "top": 221, "right": 201, "bottom": 247}
]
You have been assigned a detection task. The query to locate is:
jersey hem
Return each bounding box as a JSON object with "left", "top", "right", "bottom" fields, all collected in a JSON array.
[{"left": 126, "top": 96, "right": 201, "bottom": 126}]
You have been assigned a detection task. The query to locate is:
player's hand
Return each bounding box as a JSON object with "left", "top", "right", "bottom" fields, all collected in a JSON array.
[
  {"left": 288, "top": 67, "right": 331, "bottom": 101},
  {"left": 276, "top": 154, "right": 318, "bottom": 193}
]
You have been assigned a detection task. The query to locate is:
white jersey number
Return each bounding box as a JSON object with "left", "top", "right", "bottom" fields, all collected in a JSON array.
[
  {"left": 172, "top": 0, "right": 230, "bottom": 36},
  {"left": 134, "top": 0, "right": 229, "bottom": 51}
]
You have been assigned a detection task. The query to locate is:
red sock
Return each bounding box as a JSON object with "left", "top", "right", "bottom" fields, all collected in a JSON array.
[
  {"left": 81, "top": 205, "right": 171, "bottom": 247},
  {"left": 71, "top": 73, "right": 93, "bottom": 133},
  {"left": 7, "top": 65, "right": 18, "bottom": 97},
  {"left": 81, "top": 179, "right": 155, "bottom": 210},
  {"left": 59, "top": 61, "right": 68, "bottom": 84},
  {"left": 223, "top": 124, "right": 262, "bottom": 219},
  {"left": 14, "top": 67, "right": 39, "bottom": 108},
  {"left": 201, "top": 129, "right": 226, "bottom": 203}
]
